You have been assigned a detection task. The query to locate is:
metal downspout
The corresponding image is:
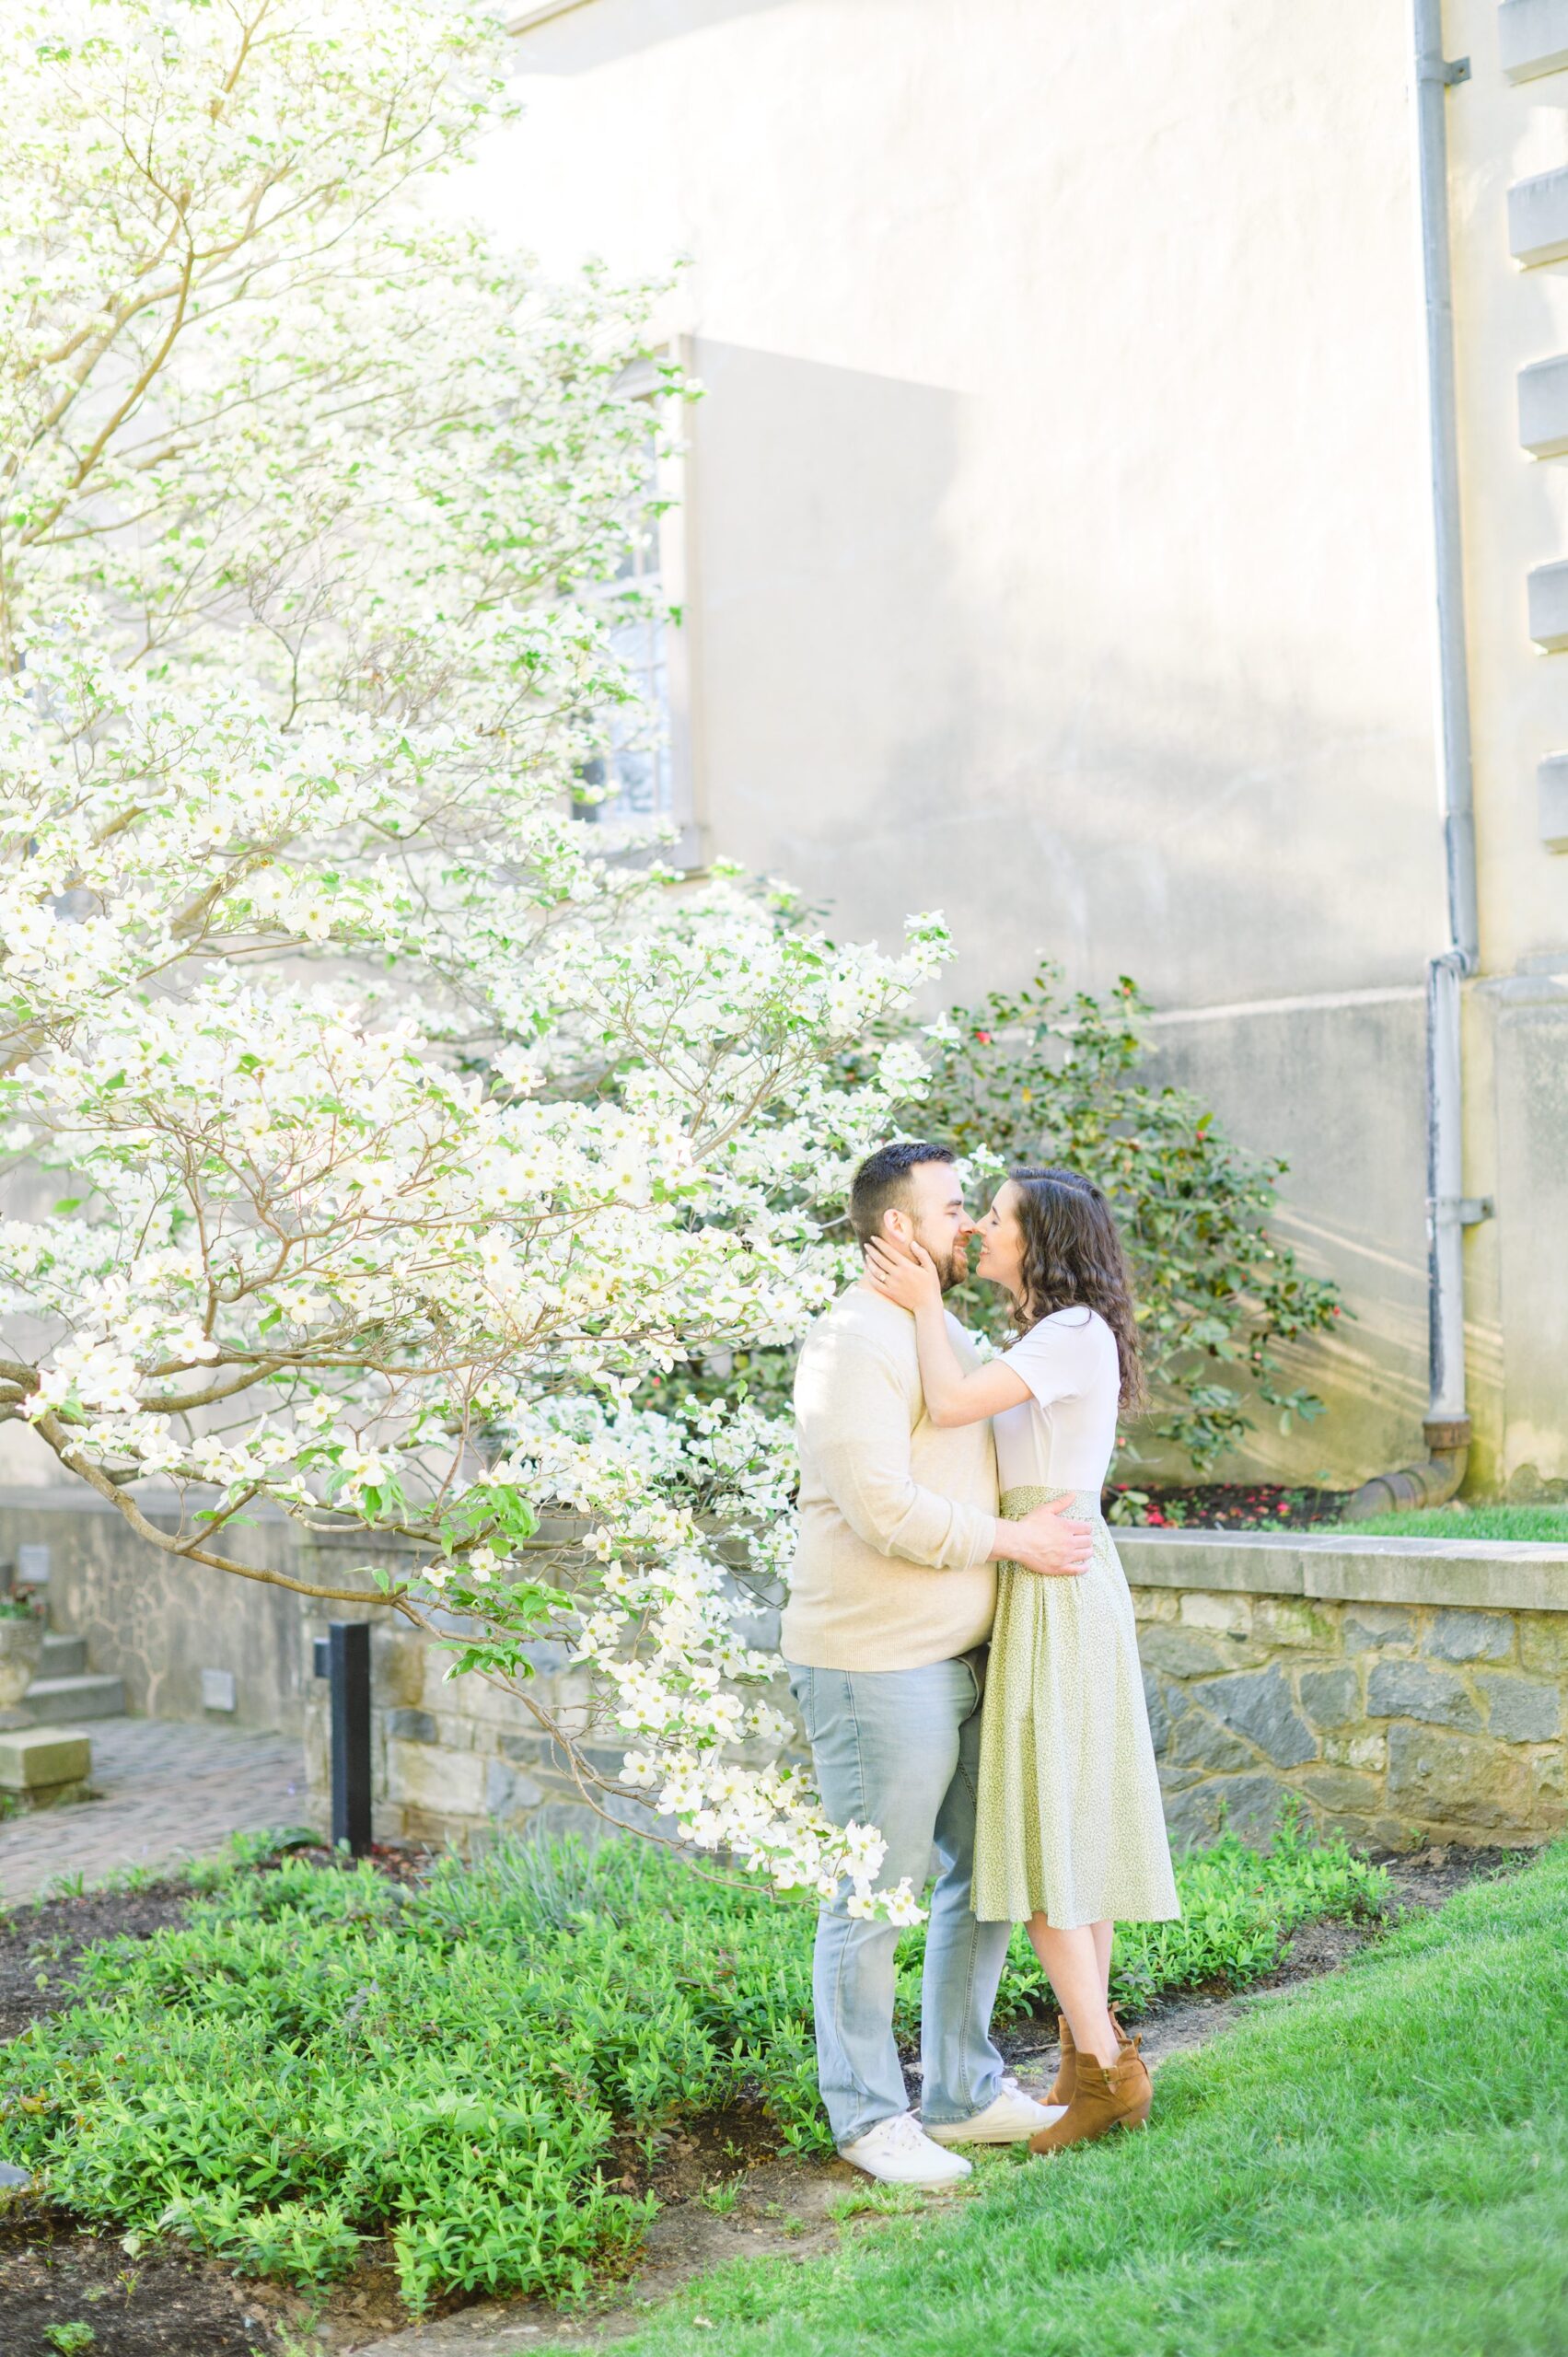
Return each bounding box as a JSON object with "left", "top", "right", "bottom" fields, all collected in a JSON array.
[{"left": 1346, "top": 0, "right": 1479, "bottom": 1516}]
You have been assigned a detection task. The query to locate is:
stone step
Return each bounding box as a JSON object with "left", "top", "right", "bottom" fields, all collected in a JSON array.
[
  {"left": 21, "top": 1672, "right": 126, "bottom": 1723},
  {"left": 0, "top": 1724, "right": 93, "bottom": 1804},
  {"left": 39, "top": 1631, "right": 87, "bottom": 1678}
]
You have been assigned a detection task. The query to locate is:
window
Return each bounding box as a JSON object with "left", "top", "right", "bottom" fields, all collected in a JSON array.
[
  {"left": 578, "top": 347, "right": 698, "bottom": 862},
  {"left": 579, "top": 435, "right": 672, "bottom": 823}
]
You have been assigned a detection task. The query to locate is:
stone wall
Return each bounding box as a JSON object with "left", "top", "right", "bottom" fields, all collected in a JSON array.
[
  {"left": 295, "top": 1527, "right": 663, "bottom": 1855},
  {"left": 0, "top": 1487, "right": 306, "bottom": 1732},
  {"left": 1120, "top": 1530, "right": 1568, "bottom": 1850},
  {"left": 4, "top": 1484, "right": 1563, "bottom": 1857},
  {"left": 298, "top": 1604, "right": 636, "bottom": 1854},
  {"left": 302, "top": 1529, "right": 1568, "bottom": 1858}
]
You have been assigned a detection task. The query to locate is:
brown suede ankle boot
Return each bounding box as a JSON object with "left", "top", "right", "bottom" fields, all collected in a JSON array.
[
  {"left": 1029, "top": 2031, "right": 1151, "bottom": 2154},
  {"left": 1048, "top": 2006, "right": 1127, "bottom": 2107},
  {"left": 1047, "top": 2014, "right": 1075, "bottom": 2106}
]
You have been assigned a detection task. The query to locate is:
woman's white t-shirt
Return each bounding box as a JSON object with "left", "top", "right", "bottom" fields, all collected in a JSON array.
[{"left": 992, "top": 1306, "right": 1121, "bottom": 1497}]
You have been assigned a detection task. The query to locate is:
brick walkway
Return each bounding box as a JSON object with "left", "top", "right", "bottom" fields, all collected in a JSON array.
[{"left": 0, "top": 1717, "right": 308, "bottom": 1902}]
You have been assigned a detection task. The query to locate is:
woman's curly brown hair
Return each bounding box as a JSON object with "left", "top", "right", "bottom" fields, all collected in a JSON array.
[{"left": 1006, "top": 1166, "right": 1146, "bottom": 1413}]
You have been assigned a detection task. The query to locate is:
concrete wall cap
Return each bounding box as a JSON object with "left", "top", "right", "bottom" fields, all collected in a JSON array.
[
  {"left": 1501, "top": 0, "right": 1568, "bottom": 84},
  {"left": 0, "top": 1724, "right": 92, "bottom": 1788},
  {"left": 1117, "top": 1529, "right": 1568, "bottom": 1613},
  {"left": 0, "top": 1482, "right": 296, "bottom": 1524},
  {"left": 1509, "top": 168, "right": 1568, "bottom": 268}
]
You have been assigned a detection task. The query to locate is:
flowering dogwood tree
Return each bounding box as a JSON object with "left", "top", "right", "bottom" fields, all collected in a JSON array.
[{"left": 0, "top": 0, "right": 943, "bottom": 1914}]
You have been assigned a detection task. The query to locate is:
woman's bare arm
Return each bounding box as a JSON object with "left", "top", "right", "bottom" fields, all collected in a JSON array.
[{"left": 864, "top": 1238, "right": 1031, "bottom": 1427}]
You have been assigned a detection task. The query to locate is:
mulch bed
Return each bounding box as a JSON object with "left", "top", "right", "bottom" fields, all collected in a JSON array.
[
  {"left": 0, "top": 1884, "right": 192, "bottom": 2045},
  {"left": 1, "top": 1880, "right": 292, "bottom": 2356},
  {"left": 0, "top": 1848, "right": 432, "bottom": 2355},
  {"left": 1109, "top": 1482, "right": 1349, "bottom": 1530},
  {"left": 276, "top": 1840, "right": 435, "bottom": 1887},
  {"left": 0, "top": 2210, "right": 287, "bottom": 2357},
  {"left": 0, "top": 1842, "right": 429, "bottom": 2049}
]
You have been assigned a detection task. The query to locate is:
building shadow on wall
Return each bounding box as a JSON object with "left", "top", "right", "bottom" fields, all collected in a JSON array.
[
  {"left": 683, "top": 337, "right": 1446, "bottom": 1482},
  {"left": 688, "top": 339, "right": 1443, "bottom": 1012},
  {"left": 687, "top": 336, "right": 968, "bottom": 917},
  {"left": 515, "top": 0, "right": 796, "bottom": 75}
]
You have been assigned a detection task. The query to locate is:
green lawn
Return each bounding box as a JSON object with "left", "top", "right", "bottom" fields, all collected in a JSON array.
[
  {"left": 0, "top": 1820, "right": 1383, "bottom": 2312},
  {"left": 1339, "top": 1504, "right": 1568, "bottom": 1543},
  {"left": 612, "top": 1843, "right": 1568, "bottom": 2357}
]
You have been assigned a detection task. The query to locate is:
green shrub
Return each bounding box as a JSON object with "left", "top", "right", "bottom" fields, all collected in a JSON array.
[
  {"left": 0, "top": 1822, "right": 1387, "bottom": 2309},
  {"left": 158, "top": 2190, "right": 364, "bottom": 2286},
  {"left": 682, "top": 959, "right": 1343, "bottom": 1478},
  {"left": 906, "top": 964, "right": 1343, "bottom": 1472}
]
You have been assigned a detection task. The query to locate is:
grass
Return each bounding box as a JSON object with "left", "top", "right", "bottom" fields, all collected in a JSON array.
[
  {"left": 1339, "top": 1504, "right": 1568, "bottom": 1543},
  {"left": 610, "top": 1844, "right": 1568, "bottom": 2357},
  {"left": 0, "top": 1817, "right": 1384, "bottom": 2313}
]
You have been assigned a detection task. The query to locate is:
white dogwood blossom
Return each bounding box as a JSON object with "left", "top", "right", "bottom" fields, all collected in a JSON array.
[{"left": 0, "top": 0, "right": 945, "bottom": 1913}]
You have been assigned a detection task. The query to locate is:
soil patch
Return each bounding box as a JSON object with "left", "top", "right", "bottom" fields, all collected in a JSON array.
[
  {"left": 0, "top": 1884, "right": 192, "bottom": 2044},
  {"left": 0, "top": 1841, "right": 434, "bottom": 2047},
  {"left": 277, "top": 1842, "right": 436, "bottom": 1890},
  {"left": 0, "top": 1843, "right": 1533, "bottom": 2357},
  {"left": 0, "top": 2207, "right": 287, "bottom": 2357}
]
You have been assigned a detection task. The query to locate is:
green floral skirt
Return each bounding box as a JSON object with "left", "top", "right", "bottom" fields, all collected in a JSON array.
[{"left": 973, "top": 1485, "right": 1180, "bottom": 1928}]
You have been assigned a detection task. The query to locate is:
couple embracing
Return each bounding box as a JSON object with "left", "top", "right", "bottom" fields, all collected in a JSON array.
[{"left": 780, "top": 1145, "right": 1179, "bottom": 2184}]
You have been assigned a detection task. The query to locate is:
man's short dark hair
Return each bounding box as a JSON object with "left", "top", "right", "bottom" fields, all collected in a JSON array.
[{"left": 849, "top": 1142, "right": 956, "bottom": 1249}]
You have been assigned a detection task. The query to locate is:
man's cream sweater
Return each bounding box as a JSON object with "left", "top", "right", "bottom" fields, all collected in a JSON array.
[{"left": 780, "top": 1285, "right": 999, "bottom": 1671}]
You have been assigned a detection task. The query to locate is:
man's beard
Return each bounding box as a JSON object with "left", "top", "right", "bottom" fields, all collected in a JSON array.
[{"left": 921, "top": 1237, "right": 964, "bottom": 1293}]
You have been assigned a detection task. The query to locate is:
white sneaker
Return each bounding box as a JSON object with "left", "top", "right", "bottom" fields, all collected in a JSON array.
[
  {"left": 836, "top": 2109, "right": 973, "bottom": 2186},
  {"left": 923, "top": 2073, "right": 1065, "bottom": 2146}
]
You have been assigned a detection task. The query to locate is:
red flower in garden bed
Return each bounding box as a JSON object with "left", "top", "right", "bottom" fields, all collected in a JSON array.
[{"left": 1108, "top": 1482, "right": 1346, "bottom": 1531}]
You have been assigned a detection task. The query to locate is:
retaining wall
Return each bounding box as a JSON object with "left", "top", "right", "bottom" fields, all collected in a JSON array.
[
  {"left": 1120, "top": 1530, "right": 1568, "bottom": 1849},
  {"left": 310, "top": 1529, "right": 1568, "bottom": 1856},
  {"left": 0, "top": 1487, "right": 305, "bottom": 1732},
  {"left": 4, "top": 1488, "right": 1564, "bottom": 1855}
]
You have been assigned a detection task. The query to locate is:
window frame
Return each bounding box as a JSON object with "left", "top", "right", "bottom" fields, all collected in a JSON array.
[{"left": 578, "top": 341, "right": 702, "bottom": 869}]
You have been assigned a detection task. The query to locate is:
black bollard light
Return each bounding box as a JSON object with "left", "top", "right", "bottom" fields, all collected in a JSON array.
[{"left": 312, "top": 1620, "right": 373, "bottom": 1855}]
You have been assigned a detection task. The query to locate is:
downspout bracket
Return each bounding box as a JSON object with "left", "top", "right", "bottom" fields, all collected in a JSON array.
[{"left": 1419, "top": 56, "right": 1471, "bottom": 86}]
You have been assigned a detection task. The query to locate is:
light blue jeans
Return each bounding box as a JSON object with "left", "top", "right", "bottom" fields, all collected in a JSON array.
[{"left": 785, "top": 1650, "right": 1011, "bottom": 2146}]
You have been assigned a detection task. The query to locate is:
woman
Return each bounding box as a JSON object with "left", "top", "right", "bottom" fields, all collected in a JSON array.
[{"left": 866, "top": 1165, "right": 1178, "bottom": 2153}]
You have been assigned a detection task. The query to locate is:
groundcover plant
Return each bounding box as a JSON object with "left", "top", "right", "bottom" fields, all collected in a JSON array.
[{"left": 0, "top": 1821, "right": 1388, "bottom": 2308}]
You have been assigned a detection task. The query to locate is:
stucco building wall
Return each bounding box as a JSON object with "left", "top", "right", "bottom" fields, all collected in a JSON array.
[{"left": 475, "top": 0, "right": 1568, "bottom": 1493}]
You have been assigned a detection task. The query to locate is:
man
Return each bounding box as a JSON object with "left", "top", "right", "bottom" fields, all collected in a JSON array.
[{"left": 780, "top": 1141, "right": 1093, "bottom": 2187}]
